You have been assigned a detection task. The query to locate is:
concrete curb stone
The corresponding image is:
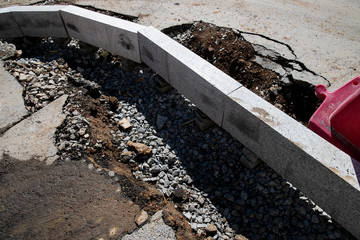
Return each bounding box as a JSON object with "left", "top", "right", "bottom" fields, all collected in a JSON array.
[
  {"left": 60, "top": 5, "right": 145, "bottom": 63},
  {"left": 0, "top": 7, "right": 23, "bottom": 39},
  {"left": 10, "top": 5, "right": 68, "bottom": 38}
]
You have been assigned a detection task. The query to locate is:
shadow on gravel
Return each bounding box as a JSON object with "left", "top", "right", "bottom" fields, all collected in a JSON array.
[{"left": 12, "top": 38, "right": 355, "bottom": 240}]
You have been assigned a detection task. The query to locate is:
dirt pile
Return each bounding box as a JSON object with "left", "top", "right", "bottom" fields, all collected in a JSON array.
[{"left": 164, "top": 22, "right": 321, "bottom": 125}]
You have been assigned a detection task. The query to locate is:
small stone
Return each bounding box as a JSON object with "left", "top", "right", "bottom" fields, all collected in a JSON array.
[
  {"left": 235, "top": 234, "right": 248, "bottom": 240},
  {"left": 58, "top": 142, "right": 66, "bottom": 150},
  {"left": 327, "top": 230, "right": 337, "bottom": 240},
  {"left": 143, "top": 163, "right": 150, "bottom": 169},
  {"left": 76, "top": 66, "right": 85, "bottom": 73},
  {"left": 118, "top": 118, "right": 132, "bottom": 130},
  {"left": 156, "top": 114, "right": 168, "bottom": 130},
  {"left": 108, "top": 171, "right": 115, "bottom": 177},
  {"left": 299, "top": 206, "right": 307, "bottom": 216},
  {"left": 243, "top": 147, "right": 258, "bottom": 163},
  {"left": 143, "top": 177, "right": 158, "bottom": 182},
  {"left": 19, "top": 73, "right": 27, "bottom": 81},
  {"left": 78, "top": 127, "right": 86, "bottom": 136},
  {"left": 172, "top": 186, "right": 189, "bottom": 202},
  {"left": 197, "top": 197, "right": 205, "bottom": 205},
  {"left": 205, "top": 224, "right": 217, "bottom": 236},
  {"left": 150, "top": 165, "right": 161, "bottom": 174},
  {"left": 127, "top": 141, "right": 151, "bottom": 154},
  {"left": 240, "top": 191, "right": 248, "bottom": 200},
  {"left": 183, "top": 175, "right": 193, "bottom": 184},
  {"left": 0, "top": 42, "right": 17, "bottom": 59},
  {"left": 240, "top": 154, "right": 260, "bottom": 169},
  {"left": 311, "top": 214, "right": 319, "bottom": 224},
  {"left": 184, "top": 212, "right": 192, "bottom": 220},
  {"left": 135, "top": 210, "right": 148, "bottom": 226},
  {"left": 154, "top": 168, "right": 163, "bottom": 176}
]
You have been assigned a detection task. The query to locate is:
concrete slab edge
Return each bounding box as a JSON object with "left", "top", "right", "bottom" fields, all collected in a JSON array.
[{"left": 0, "top": 5, "right": 359, "bottom": 238}]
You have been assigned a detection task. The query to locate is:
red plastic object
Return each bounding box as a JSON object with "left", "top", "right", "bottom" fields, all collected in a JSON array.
[{"left": 308, "top": 76, "right": 360, "bottom": 161}]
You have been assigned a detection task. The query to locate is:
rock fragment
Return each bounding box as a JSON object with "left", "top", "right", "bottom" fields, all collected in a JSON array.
[
  {"left": 127, "top": 141, "right": 152, "bottom": 155},
  {"left": 156, "top": 114, "right": 168, "bottom": 130},
  {"left": 118, "top": 118, "right": 132, "bottom": 130},
  {"left": 135, "top": 210, "right": 149, "bottom": 227},
  {"left": 205, "top": 223, "right": 217, "bottom": 236},
  {"left": 240, "top": 147, "right": 261, "bottom": 169},
  {"left": 0, "top": 41, "right": 17, "bottom": 60}
]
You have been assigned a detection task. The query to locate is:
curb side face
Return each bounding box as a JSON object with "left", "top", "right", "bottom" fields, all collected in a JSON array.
[
  {"left": 0, "top": 8, "right": 23, "bottom": 39},
  {"left": 60, "top": 6, "right": 143, "bottom": 63},
  {"left": 10, "top": 6, "right": 68, "bottom": 38}
]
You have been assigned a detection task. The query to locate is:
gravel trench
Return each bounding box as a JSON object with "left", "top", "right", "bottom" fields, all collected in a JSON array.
[{"left": 2, "top": 38, "right": 356, "bottom": 240}]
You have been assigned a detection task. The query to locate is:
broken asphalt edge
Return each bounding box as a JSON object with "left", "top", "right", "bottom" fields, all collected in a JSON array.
[
  {"left": 0, "top": 5, "right": 359, "bottom": 239},
  {"left": 0, "top": 95, "right": 68, "bottom": 164}
]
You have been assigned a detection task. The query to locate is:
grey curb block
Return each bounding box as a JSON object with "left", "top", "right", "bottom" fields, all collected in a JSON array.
[
  {"left": 0, "top": 7, "right": 23, "bottom": 38},
  {"left": 0, "top": 5, "right": 359, "bottom": 238},
  {"left": 60, "top": 5, "right": 145, "bottom": 63}
]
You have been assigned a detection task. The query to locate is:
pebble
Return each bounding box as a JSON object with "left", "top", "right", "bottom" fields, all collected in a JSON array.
[
  {"left": 150, "top": 165, "right": 161, "bottom": 174},
  {"left": 205, "top": 223, "right": 217, "bottom": 236},
  {"left": 156, "top": 114, "right": 168, "bottom": 130},
  {"left": 135, "top": 210, "right": 149, "bottom": 226}
]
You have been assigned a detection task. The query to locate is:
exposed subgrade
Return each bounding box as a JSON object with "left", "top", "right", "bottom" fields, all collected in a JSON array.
[
  {"left": 163, "top": 21, "right": 328, "bottom": 124},
  {"left": 237, "top": 30, "right": 330, "bottom": 86}
]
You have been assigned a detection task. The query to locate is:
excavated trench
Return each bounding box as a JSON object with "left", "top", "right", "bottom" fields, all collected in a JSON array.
[
  {"left": 1, "top": 33, "right": 354, "bottom": 239},
  {"left": 1, "top": 3, "right": 355, "bottom": 240}
]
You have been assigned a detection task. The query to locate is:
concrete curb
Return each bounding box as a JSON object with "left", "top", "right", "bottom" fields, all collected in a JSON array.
[
  {"left": 60, "top": 5, "right": 145, "bottom": 63},
  {"left": 11, "top": 5, "right": 68, "bottom": 38},
  {"left": 0, "top": 7, "right": 23, "bottom": 38},
  {"left": 138, "top": 26, "right": 242, "bottom": 126},
  {"left": 0, "top": 5, "right": 359, "bottom": 238}
]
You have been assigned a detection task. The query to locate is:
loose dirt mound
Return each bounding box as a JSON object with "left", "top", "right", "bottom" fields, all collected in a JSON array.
[{"left": 164, "top": 22, "right": 321, "bottom": 125}]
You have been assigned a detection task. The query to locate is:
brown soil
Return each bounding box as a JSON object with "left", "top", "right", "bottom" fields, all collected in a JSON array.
[{"left": 164, "top": 22, "right": 321, "bottom": 124}]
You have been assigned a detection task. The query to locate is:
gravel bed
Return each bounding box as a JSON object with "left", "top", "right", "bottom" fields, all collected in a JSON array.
[{"left": 3, "top": 39, "right": 355, "bottom": 240}]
